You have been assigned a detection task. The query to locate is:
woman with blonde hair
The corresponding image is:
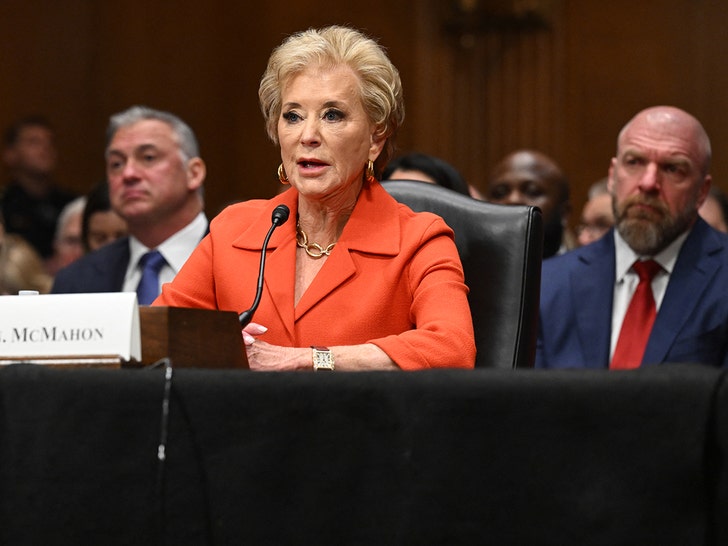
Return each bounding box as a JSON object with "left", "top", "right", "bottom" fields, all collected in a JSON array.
[{"left": 156, "top": 26, "right": 475, "bottom": 371}]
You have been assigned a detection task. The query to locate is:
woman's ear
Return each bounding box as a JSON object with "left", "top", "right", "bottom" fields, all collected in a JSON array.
[{"left": 368, "top": 132, "right": 386, "bottom": 162}]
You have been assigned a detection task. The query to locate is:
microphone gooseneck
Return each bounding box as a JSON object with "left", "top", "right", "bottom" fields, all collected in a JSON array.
[{"left": 238, "top": 205, "right": 290, "bottom": 327}]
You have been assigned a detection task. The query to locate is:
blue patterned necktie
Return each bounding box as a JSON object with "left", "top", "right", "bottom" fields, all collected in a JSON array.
[{"left": 136, "top": 250, "right": 166, "bottom": 305}]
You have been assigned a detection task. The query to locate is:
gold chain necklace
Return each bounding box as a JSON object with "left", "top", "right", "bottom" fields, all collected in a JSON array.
[{"left": 296, "top": 222, "right": 336, "bottom": 258}]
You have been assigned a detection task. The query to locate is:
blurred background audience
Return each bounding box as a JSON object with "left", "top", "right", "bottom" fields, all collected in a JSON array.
[
  {"left": 383, "top": 152, "right": 472, "bottom": 196},
  {"left": 485, "top": 149, "right": 574, "bottom": 258},
  {"left": 0, "top": 212, "right": 52, "bottom": 295},
  {"left": 698, "top": 185, "right": 728, "bottom": 233},
  {"left": 45, "top": 196, "right": 86, "bottom": 276},
  {"left": 81, "top": 180, "right": 128, "bottom": 253},
  {"left": 576, "top": 178, "right": 615, "bottom": 246},
  {"left": 1, "top": 116, "right": 77, "bottom": 260}
]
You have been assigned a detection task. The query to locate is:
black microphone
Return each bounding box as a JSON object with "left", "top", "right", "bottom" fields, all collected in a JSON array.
[{"left": 238, "top": 204, "right": 290, "bottom": 327}]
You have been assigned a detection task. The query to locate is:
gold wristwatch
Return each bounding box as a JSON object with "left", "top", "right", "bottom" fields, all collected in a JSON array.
[{"left": 311, "top": 346, "right": 335, "bottom": 371}]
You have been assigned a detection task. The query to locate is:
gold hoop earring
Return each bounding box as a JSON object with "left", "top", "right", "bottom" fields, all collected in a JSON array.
[
  {"left": 365, "top": 160, "right": 377, "bottom": 184},
  {"left": 278, "top": 163, "right": 289, "bottom": 184}
]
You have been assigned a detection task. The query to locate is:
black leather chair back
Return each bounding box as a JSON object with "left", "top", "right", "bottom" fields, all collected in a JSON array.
[{"left": 382, "top": 180, "right": 543, "bottom": 368}]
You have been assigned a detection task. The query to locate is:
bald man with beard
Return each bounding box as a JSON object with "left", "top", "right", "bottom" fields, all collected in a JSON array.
[{"left": 536, "top": 105, "right": 728, "bottom": 369}]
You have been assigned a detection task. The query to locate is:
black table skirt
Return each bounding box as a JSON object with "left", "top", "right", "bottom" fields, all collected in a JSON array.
[{"left": 1, "top": 363, "right": 726, "bottom": 546}]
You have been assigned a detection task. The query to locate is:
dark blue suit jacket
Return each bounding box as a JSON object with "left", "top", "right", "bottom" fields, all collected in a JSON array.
[
  {"left": 51, "top": 237, "right": 130, "bottom": 294},
  {"left": 536, "top": 218, "right": 728, "bottom": 369}
]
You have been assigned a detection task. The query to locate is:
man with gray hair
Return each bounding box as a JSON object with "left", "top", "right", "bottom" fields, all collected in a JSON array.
[
  {"left": 537, "top": 105, "right": 728, "bottom": 369},
  {"left": 52, "top": 106, "right": 207, "bottom": 304}
]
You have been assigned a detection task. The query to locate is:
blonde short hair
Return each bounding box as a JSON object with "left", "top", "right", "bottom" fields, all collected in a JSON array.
[{"left": 259, "top": 25, "right": 405, "bottom": 175}]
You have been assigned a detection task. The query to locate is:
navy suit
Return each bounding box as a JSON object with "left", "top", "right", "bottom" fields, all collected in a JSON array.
[
  {"left": 536, "top": 218, "right": 728, "bottom": 369},
  {"left": 51, "top": 237, "right": 130, "bottom": 294}
]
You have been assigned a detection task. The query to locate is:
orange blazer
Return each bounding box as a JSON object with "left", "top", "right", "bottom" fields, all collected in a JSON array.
[{"left": 156, "top": 181, "right": 475, "bottom": 370}]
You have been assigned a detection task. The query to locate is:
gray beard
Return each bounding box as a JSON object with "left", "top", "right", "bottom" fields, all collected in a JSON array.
[{"left": 616, "top": 204, "right": 696, "bottom": 255}]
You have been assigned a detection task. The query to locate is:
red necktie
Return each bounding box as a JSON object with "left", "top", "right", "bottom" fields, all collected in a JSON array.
[{"left": 610, "top": 259, "right": 662, "bottom": 369}]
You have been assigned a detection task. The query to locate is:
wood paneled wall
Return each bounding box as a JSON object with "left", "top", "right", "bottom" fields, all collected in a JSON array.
[{"left": 2, "top": 0, "right": 726, "bottom": 222}]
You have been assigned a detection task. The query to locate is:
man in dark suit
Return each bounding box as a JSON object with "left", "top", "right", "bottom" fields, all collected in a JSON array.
[
  {"left": 537, "top": 105, "right": 728, "bottom": 369},
  {"left": 52, "top": 106, "right": 207, "bottom": 301}
]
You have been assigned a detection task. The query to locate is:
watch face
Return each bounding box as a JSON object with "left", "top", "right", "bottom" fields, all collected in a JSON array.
[{"left": 313, "top": 348, "right": 334, "bottom": 370}]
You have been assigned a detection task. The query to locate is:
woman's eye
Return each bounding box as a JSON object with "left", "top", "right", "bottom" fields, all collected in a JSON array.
[
  {"left": 282, "top": 111, "right": 301, "bottom": 123},
  {"left": 323, "top": 109, "right": 344, "bottom": 122}
]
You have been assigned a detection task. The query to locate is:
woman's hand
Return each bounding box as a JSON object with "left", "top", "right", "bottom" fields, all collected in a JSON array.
[
  {"left": 245, "top": 339, "right": 309, "bottom": 371},
  {"left": 242, "top": 322, "right": 268, "bottom": 346},
  {"left": 241, "top": 323, "right": 399, "bottom": 371},
  {"left": 242, "top": 323, "right": 308, "bottom": 371}
]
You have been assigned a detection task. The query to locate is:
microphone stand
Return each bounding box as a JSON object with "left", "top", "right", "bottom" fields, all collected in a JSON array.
[{"left": 239, "top": 205, "right": 290, "bottom": 327}]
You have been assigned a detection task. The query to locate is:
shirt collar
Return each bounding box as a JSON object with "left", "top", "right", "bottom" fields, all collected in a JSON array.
[
  {"left": 613, "top": 225, "right": 691, "bottom": 283},
  {"left": 129, "top": 212, "right": 208, "bottom": 273}
]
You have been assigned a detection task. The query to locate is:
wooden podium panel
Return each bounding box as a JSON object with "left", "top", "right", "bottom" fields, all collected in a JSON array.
[{"left": 133, "top": 306, "right": 248, "bottom": 369}]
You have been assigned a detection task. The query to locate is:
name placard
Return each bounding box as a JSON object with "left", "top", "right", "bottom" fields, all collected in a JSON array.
[{"left": 0, "top": 293, "right": 141, "bottom": 364}]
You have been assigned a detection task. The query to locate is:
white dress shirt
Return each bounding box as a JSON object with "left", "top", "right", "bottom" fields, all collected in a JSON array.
[
  {"left": 609, "top": 227, "right": 690, "bottom": 360},
  {"left": 122, "top": 212, "right": 208, "bottom": 295}
]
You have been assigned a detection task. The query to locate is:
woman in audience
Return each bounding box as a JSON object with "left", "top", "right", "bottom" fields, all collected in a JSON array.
[
  {"left": 81, "top": 180, "right": 128, "bottom": 252},
  {"left": 156, "top": 25, "right": 475, "bottom": 371},
  {"left": 382, "top": 152, "right": 471, "bottom": 196}
]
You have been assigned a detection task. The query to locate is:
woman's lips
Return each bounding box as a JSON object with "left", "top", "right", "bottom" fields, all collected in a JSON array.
[{"left": 297, "top": 159, "right": 328, "bottom": 174}]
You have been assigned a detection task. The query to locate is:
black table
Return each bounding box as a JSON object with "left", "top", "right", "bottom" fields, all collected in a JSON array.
[{"left": 1, "top": 363, "right": 726, "bottom": 545}]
